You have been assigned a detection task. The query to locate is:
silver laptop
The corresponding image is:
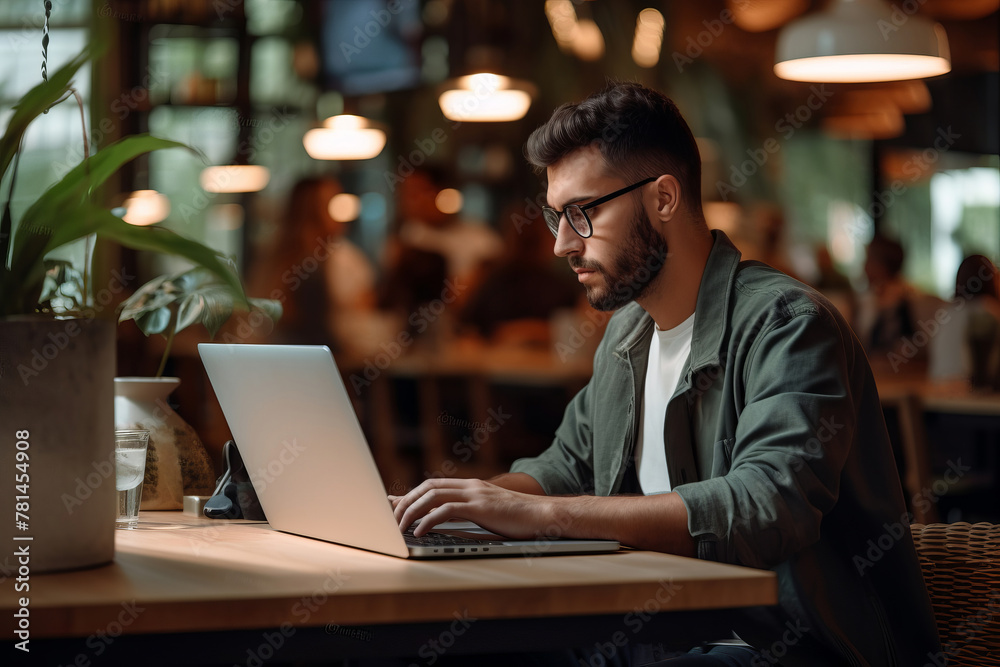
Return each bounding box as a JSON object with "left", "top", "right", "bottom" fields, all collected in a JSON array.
[{"left": 198, "top": 343, "right": 619, "bottom": 559}]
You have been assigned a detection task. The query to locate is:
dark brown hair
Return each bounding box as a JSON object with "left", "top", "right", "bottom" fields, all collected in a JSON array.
[
  {"left": 525, "top": 81, "right": 702, "bottom": 212},
  {"left": 956, "top": 254, "right": 999, "bottom": 300}
]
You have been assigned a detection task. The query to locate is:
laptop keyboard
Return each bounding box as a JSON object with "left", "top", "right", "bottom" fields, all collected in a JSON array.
[{"left": 403, "top": 526, "right": 504, "bottom": 547}]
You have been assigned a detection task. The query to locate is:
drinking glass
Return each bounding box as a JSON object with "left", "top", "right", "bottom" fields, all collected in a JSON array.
[{"left": 115, "top": 429, "right": 149, "bottom": 529}]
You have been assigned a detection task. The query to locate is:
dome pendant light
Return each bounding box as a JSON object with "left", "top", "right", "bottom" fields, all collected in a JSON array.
[{"left": 774, "top": 0, "right": 951, "bottom": 83}]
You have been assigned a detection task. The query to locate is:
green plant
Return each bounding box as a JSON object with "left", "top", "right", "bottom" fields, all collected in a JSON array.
[
  {"left": 0, "top": 46, "right": 244, "bottom": 317},
  {"left": 118, "top": 267, "right": 282, "bottom": 377}
]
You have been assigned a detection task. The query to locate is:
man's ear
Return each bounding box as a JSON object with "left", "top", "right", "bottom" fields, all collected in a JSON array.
[{"left": 654, "top": 175, "right": 682, "bottom": 223}]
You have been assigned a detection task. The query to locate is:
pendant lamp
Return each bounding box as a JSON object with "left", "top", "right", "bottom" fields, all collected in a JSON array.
[{"left": 774, "top": 0, "right": 951, "bottom": 82}]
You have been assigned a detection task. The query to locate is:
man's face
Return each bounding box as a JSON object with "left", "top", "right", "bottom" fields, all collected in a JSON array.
[{"left": 546, "top": 146, "right": 667, "bottom": 311}]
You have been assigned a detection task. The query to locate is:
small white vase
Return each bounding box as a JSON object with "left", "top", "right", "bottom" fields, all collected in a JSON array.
[{"left": 113, "top": 377, "right": 215, "bottom": 510}]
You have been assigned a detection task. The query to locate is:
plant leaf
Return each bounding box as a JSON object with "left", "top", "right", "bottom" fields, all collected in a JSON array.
[
  {"left": 15, "top": 135, "right": 195, "bottom": 260},
  {"left": 0, "top": 46, "right": 92, "bottom": 184},
  {"left": 93, "top": 215, "right": 248, "bottom": 308},
  {"left": 176, "top": 285, "right": 235, "bottom": 337},
  {"left": 134, "top": 306, "right": 172, "bottom": 335},
  {"left": 249, "top": 297, "right": 283, "bottom": 323},
  {"left": 117, "top": 275, "right": 179, "bottom": 323}
]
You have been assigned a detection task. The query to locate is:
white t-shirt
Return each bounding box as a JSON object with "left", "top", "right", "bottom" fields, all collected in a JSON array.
[{"left": 635, "top": 313, "right": 695, "bottom": 495}]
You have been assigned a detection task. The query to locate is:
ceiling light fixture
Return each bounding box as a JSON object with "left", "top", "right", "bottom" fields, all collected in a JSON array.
[
  {"left": 774, "top": 0, "right": 951, "bottom": 83},
  {"left": 122, "top": 190, "right": 170, "bottom": 226},
  {"left": 632, "top": 8, "right": 665, "bottom": 68},
  {"left": 438, "top": 73, "right": 535, "bottom": 123},
  {"left": 729, "top": 0, "right": 808, "bottom": 33},
  {"left": 303, "top": 114, "right": 387, "bottom": 160},
  {"left": 200, "top": 165, "right": 271, "bottom": 193},
  {"left": 822, "top": 106, "right": 906, "bottom": 139}
]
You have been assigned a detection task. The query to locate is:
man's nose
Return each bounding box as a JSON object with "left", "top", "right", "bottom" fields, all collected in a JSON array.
[{"left": 553, "top": 216, "right": 583, "bottom": 257}]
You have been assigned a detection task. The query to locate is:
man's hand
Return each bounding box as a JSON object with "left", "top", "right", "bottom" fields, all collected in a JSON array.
[
  {"left": 389, "top": 477, "right": 697, "bottom": 557},
  {"left": 390, "top": 478, "right": 554, "bottom": 539}
]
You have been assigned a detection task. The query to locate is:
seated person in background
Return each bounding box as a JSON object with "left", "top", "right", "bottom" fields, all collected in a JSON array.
[
  {"left": 251, "top": 176, "right": 376, "bottom": 350},
  {"left": 459, "top": 199, "right": 580, "bottom": 346},
  {"left": 741, "top": 203, "right": 800, "bottom": 281},
  {"left": 391, "top": 81, "right": 939, "bottom": 665},
  {"left": 929, "top": 254, "right": 1000, "bottom": 388},
  {"left": 393, "top": 167, "right": 503, "bottom": 306},
  {"left": 856, "top": 233, "right": 943, "bottom": 374},
  {"left": 811, "top": 244, "right": 856, "bottom": 325}
]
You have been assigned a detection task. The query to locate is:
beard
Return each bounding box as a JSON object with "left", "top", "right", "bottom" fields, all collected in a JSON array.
[{"left": 569, "top": 207, "right": 668, "bottom": 311}]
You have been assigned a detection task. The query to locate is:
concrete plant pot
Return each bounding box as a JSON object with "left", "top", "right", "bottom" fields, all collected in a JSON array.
[{"left": 0, "top": 317, "right": 116, "bottom": 573}]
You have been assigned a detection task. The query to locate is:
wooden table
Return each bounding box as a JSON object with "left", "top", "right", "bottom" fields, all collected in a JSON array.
[{"left": 2, "top": 511, "right": 777, "bottom": 664}]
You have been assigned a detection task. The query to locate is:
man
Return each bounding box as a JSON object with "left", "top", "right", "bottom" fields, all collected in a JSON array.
[{"left": 391, "top": 82, "right": 939, "bottom": 666}]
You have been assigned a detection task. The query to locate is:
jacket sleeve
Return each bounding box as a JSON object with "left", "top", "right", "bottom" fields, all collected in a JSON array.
[
  {"left": 509, "top": 379, "right": 596, "bottom": 496},
  {"left": 675, "top": 304, "right": 858, "bottom": 569}
]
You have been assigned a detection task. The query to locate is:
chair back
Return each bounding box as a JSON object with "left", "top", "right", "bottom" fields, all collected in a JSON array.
[{"left": 910, "top": 522, "right": 1000, "bottom": 666}]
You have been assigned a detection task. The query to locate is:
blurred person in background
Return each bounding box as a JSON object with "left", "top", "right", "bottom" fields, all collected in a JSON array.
[
  {"left": 811, "top": 244, "right": 857, "bottom": 325},
  {"left": 389, "top": 168, "right": 503, "bottom": 309},
  {"left": 459, "top": 199, "right": 580, "bottom": 347},
  {"left": 742, "top": 203, "right": 800, "bottom": 281},
  {"left": 251, "top": 176, "right": 376, "bottom": 352},
  {"left": 856, "top": 233, "right": 944, "bottom": 375},
  {"left": 929, "top": 254, "right": 1000, "bottom": 389}
]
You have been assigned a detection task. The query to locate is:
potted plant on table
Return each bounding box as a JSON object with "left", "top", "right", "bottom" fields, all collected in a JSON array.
[
  {"left": 115, "top": 267, "right": 281, "bottom": 510},
  {"left": 0, "top": 47, "right": 254, "bottom": 572}
]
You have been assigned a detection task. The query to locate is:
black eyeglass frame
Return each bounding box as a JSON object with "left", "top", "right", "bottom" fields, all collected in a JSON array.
[{"left": 543, "top": 177, "right": 657, "bottom": 239}]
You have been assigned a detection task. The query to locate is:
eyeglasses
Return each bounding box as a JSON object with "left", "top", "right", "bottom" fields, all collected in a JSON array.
[{"left": 543, "top": 177, "right": 656, "bottom": 239}]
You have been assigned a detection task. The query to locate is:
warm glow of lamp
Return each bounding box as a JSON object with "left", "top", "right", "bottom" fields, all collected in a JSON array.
[
  {"left": 774, "top": 0, "right": 951, "bottom": 82},
  {"left": 328, "top": 193, "right": 361, "bottom": 222},
  {"left": 703, "top": 201, "right": 742, "bottom": 236},
  {"left": 438, "top": 73, "right": 534, "bottom": 123},
  {"left": 729, "top": 0, "right": 808, "bottom": 32},
  {"left": 632, "top": 8, "right": 665, "bottom": 68},
  {"left": 434, "top": 188, "right": 463, "bottom": 215},
  {"left": 570, "top": 18, "right": 605, "bottom": 61},
  {"left": 122, "top": 190, "right": 170, "bottom": 226},
  {"left": 822, "top": 107, "right": 905, "bottom": 139},
  {"left": 303, "top": 114, "right": 387, "bottom": 160},
  {"left": 545, "top": 0, "right": 578, "bottom": 52},
  {"left": 200, "top": 165, "right": 271, "bottom": 193}
]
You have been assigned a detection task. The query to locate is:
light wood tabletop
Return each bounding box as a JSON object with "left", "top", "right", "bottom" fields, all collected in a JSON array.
[{"left": 3, "top": 511, "right": 777, "bottom": 642}]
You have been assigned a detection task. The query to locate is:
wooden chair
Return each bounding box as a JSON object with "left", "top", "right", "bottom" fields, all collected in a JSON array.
[{"left": 910, "top": 522, "right": 1000, "bottom": 666}]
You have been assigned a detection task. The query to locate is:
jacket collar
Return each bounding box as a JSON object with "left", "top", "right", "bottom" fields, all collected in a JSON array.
[{"left": 614, "top": 229, "right": 742, "bottom": 374}]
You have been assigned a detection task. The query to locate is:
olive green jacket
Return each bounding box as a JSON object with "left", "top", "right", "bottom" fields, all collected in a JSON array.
[{"left": 511, "top": 231, "right": 940, "bottom": 666}]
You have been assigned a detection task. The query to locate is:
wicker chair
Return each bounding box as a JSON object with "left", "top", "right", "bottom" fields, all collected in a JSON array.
[{"left": 910, "top": 522, "right": 1000, "bottom": 666}]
